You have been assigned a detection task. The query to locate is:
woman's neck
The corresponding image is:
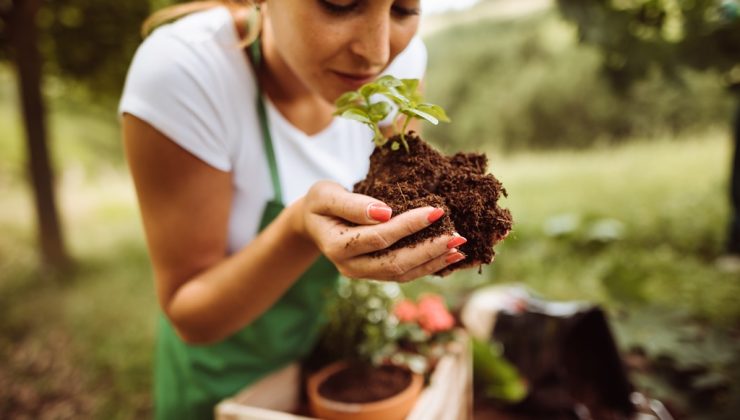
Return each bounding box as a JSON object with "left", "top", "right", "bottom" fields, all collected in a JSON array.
[
  {"left": 233, "top": 8, "right": 334, "bottom": 136},
  {"left": 260, "top": 32, "right": 335, "bottom": 134}
]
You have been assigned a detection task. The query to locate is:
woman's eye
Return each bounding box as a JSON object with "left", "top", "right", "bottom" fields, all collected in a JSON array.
[
  {"left": 392, "top": 4, "right": 420, "bottom": 17},
  {"left": 319, "top": 0, "right": 359, "bottom": 15}
]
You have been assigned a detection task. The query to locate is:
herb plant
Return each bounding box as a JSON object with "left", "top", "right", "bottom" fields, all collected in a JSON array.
[
  {"left": 334, "top": 75, "right": 451, "bottom": 152},
  {"left": 318, "top": 278, "right": 456, "bottom": 375}
]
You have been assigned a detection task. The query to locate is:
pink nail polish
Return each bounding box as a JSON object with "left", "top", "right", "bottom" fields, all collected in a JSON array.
[
  {"left": 447, "top": 235, "right": 467, "bottom": 249},
  {"left": 446, "top": 252, "right": 465, "bottom": 264},
  {"left": 427, "top": 208, "right": 445, "bottom": 223},
  {"left": 367, "top": 203, "right": 392, "bottom": 222}
]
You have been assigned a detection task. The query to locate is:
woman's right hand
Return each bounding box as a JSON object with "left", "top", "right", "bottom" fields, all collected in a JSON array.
[{"left": 294, "top": 181, "right": 467, "bottom": 282}]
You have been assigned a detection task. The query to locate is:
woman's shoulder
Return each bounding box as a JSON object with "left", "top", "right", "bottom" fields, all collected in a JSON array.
[
  {"left": 130, "top": 6, "right": 245, "bottom": 79},
  {"left": 147, "top": 6, "right": 234, "bottom": 45},
  {"left": 119, "top": 6, "right": 256, "bottom": 172},
  {"left": 120, "top": 5, "right": 256, "bottom": 118}
]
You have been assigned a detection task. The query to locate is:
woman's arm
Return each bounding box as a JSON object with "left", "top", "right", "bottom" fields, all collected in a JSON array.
[
  {"left": 124, "top": 114, "right": 463, "bottom": 345},
  {"left": 123, "top": 114, "right": 324, "bottom": 344}
]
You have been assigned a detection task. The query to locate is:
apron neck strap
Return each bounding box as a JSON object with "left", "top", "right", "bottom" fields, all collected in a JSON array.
[{"left": 249, "top": 40, "right": 283, "bottom": 205}]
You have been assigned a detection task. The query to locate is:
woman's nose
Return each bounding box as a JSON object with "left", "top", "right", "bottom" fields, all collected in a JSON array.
[{"left": 349, "top": 15, "right": 390, "bottom": 69}]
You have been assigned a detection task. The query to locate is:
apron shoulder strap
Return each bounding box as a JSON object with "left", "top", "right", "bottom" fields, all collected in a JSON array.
[{"left": 249, "top": 40, "right": 283, "bottom": 205}]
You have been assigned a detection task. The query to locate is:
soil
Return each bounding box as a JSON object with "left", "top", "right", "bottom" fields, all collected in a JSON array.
[
  {"left": 353, "top": 132, "right": 513, "bottom": 273},
  {"left": 318, "top": 364, "right": 412, "bottom": 403}
]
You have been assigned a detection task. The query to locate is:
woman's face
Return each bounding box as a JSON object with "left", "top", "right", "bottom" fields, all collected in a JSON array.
[{"left": 261, "top": 0, "right": 421, "bottom": 102}]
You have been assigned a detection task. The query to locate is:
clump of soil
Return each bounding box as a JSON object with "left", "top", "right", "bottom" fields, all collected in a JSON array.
[
  {"left": 353, "top": 132, "right": 512, "bottom": 273},
  {"left": 318, "top": 364, "right": 412, "bottom": 403}
]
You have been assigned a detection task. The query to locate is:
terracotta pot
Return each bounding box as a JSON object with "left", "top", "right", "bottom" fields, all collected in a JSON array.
[{"left": 307, "top": 361, "right": 424, "bottom": 420}]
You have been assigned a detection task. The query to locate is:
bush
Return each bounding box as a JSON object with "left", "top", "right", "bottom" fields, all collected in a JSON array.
[{"left": 423, "top": 12, "right": 734, "bottom": 152}]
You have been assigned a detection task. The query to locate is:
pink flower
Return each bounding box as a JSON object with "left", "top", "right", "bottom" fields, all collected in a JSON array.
[
  {"left": 417, "top": 294, "right": 455, "bottom": 333},
  {"left": 394, "top": 299, "right": 418, "bottom": 323}
]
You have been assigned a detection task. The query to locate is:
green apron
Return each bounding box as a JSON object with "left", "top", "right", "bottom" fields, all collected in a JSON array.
[{"left": 154, "top": 41, "right": 339, "bottom": 420}]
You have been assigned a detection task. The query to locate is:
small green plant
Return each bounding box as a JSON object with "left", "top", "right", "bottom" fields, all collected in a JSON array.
[
  {"left": 334, "top": 75, "right": 451, "bottom": 152},
  {"left": 318, "top": 278, "right": 457, "bottom": 375}
]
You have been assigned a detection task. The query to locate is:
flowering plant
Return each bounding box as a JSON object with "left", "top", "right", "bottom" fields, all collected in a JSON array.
[{"left": 318, "top": 278, "right": 457, "bottom": 375}]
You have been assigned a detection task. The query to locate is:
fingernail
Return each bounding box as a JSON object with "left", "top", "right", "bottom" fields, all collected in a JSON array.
[
  {"left": 447, "top": 234, "right": 467, "bottom": 249},
  {"left": 446, "top": 252, "right": 465, "bottom": 264},
  {"left": 427, "top": 208, "right": 445, "bottom": 224},
  {"left": 367, "top": 203, "right": 392, "bottom": 222}
]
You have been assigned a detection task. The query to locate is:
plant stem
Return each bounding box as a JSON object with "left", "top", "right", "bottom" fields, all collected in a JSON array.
[{"left": 400, "top": 115, "right": 411, "bottom": 152}]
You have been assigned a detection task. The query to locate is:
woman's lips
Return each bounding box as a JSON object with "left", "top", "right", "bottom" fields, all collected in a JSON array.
[{"left": 332, "top": 71, "right": 378, "bottom": 89}]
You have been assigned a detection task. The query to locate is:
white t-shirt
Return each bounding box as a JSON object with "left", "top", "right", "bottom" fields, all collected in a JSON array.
[{"left": 119, "top": 7, "right": 427, "bottom": 254}]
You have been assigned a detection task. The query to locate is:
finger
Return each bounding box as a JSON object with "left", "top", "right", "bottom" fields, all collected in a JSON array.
[
  {"left": 436, "top": 258, "right": 483, "bottom": 277},
  {"left": 341, "top": 206, "right": 448, "bottom": 257},
  {"left": 349, "top": 233, "right": 464, "bottom": 279},
  {"left": 309, "top": 181, "right": 393, "bottom": 225},
  {"left": 391, "top": 249, "right": 467, "bottom": 282}
]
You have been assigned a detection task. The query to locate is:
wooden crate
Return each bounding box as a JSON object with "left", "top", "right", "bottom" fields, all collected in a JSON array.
[{"left": 216, "top": 331, "right": 472, "bottom": 420}]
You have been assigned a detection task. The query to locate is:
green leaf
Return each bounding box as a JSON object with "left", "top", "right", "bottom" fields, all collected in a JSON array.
[
  {"left": 417, "top": 103, "right": 451, "bottom": 123},
  {"left": 401, "top": 78, "right": 419, "bottom": 93},
  {"left": 406, "top": 108, "right": 439, "bottom": 125},
  {"left": 472, "top": 339, "right": 528, "bottom": 403},
  {"left": 376, "top": 75, "right": 404, "bottom": 88},
  {"left": 332, "top": 75, "right": 451, "bottom": 143},
  {"left": 391, "top": 141, "right": 400, "bottom": 151},
  {"left": 341, "top": 109, "right": 372, "bottom": 124},
  {"left": 369, "top": 101, "right": 392, "bottom": 121},
  {"left": 383, "top": 89, "right": 411, "bottom": 106},
  {"left": 335, "top": 91, "right": 364, "bottom": 109},
  {"left": 397, "top": 79, "right": 421, "bottom": 102},
  {"left": 360, "top": 83, "right": 383, "bottom": 98}
]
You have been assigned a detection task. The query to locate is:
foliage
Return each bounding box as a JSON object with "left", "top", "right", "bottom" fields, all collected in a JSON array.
[
  {"left": 319, "top": 278, "right": 456, "bottom": 375},
  {"left": 423, "top": 12, "right": 733, "bottom": 152},
  {"left": 334, "top": 75, "right": 450, "bottom": 151},
  {"left": 0, "top": 66, "right": 124, "bottom": 182},
  {"left": 613, "top": 307, "right": 740, "bottom": 417},
  {"left": 0, "top": 0, "right": 153, "bottom": 101},
  {"left": 555, "top": 0, "right": 740, "bottom": 89},
  {"left": 471, "top": 338, "right": 527, "bottom": 403}
]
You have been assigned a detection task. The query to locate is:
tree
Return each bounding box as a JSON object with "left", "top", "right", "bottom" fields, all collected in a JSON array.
[
  {"left": 555, "top": 0, "right": 739, "bottom": 89},
  {"left": 3, "top": 0, "right": 69, "bottom": 272},
  {"left": 556, "top": 0, "right": 740, "bottom": 255},
  {"left": 1, "top": 0, "right": 152, "bottom": 273}
]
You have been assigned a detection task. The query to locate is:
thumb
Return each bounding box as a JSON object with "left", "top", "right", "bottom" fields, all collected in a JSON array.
[{"left": 308, "top": 181, "right": 393, "bottom": 225}]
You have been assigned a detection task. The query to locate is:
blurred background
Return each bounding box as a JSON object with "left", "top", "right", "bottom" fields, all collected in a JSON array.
[{"left": 1, "top": 0, "right": 739, "bottom": 418}]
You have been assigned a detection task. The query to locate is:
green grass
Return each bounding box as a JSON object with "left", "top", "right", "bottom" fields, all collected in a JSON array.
[
  {"left": 491, "top": 133, "right": 736, "bottom": 319},
  {"left": 0, "top": 171, "right": 156, "bottom": 418}
]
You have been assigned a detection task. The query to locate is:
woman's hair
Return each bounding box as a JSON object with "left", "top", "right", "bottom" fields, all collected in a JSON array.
[{"left": 142, "top": 0, "right": 259, "bottom": 44}]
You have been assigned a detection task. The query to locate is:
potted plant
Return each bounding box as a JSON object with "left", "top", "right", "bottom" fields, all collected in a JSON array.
[
  {"left": 335, "top": 76, "right": 513, "bottom": 273},
  {"left": 307, "top": 279, "right": 461, "bottom": 420}
]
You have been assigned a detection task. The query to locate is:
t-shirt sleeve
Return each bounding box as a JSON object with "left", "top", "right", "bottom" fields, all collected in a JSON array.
[{"left": 118, "top": 32, "right": 232, "bottom": 171}]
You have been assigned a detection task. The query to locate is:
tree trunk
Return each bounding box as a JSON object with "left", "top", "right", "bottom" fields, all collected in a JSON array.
[
  {"left": 728, "top": 98, "right": 740, "bottom": 254},
  {"left": 7, "top": 0, "right": 71, "bottom": 272}
]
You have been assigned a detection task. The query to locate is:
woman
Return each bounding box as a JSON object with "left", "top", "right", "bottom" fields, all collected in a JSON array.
[{"left": 119, "top": 1, "right": 467, "bottom": 418}]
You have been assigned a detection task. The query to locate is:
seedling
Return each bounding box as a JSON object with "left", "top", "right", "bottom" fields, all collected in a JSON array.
[{"left": 334, "top": 75, "right": 450, "bottom": 152}]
